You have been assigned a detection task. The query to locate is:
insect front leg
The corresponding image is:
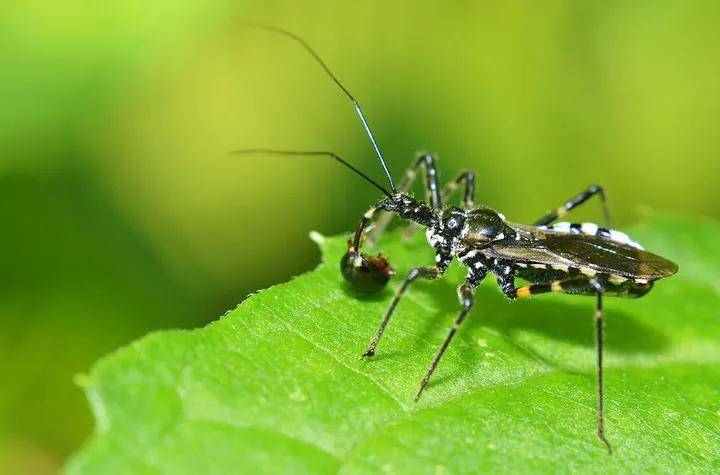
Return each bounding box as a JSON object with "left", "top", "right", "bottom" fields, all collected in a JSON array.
[
  {"left": 349, "top": 205, "right": 379, "bottom": 251},
  {"left": 341, "top": 204, "right": 395, "bottom": 293},
  {"left": 533, "top": 185, "right": 611, "bottom": 227},
  {"left": 361, "top": 250, "right": 451, "bottom": 358},
  {"left": 415, "top": 273, "right": 485, "bottom": 400},
  {"left": 367, "top": 153, "right": 441, "bottom": 245}
]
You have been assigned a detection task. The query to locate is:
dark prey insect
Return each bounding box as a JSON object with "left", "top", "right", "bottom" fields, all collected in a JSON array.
[{"left": 234, "top": 24, "right": 679, "bottom": 455}]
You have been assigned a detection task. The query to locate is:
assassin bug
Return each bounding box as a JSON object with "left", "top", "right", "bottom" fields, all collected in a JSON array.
[{"left": 234, "top": 24, "right": 678, "bottom": 454}]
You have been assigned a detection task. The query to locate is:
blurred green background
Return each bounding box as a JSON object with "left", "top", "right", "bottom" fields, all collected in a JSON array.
[{"left": 1, "top": 0, "right": 718, "bottom": 472}]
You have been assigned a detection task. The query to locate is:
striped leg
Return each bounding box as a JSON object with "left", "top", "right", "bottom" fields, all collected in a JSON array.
[
  {"left": 533, "top": 185, "right": 611, "bottom": 227},
  {"left": 515, "top": 276, "right": 613, "bottom": 455},
  {"left": 415, "top": 277, "right": 483, "bottom": 400},
  {"left": 589, "top": 279, "right": 612, "bottom": 455},
  {"left": 347, "top": 204, "right": 383, "bottom": 256},
  {"left": 367, "top": 153, "right": 441, "bottom": 245},
  {"left": 514, "top": 277, "right": 592, "bottom": 299},
  {"left": 414, "top": 153, "right": 442, "bottom": 209},
  {"left": 361, "top": 256, "right": 449, "bottom": 358},
  {"left": 341, "top": 204, "right": 398, "bottom": 293}
]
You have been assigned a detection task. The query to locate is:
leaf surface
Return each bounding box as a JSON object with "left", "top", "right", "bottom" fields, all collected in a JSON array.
[{"left": 66, "top": 213, "right": 720, "bottom": 474}]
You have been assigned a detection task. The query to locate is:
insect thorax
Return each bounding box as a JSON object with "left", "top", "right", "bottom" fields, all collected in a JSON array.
[{"left": 425, "top": 206, "right": 515, "bottom": 259}]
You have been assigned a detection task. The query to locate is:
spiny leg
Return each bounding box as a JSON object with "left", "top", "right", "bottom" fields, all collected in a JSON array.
[
  {"left": 361, "top": 255, "right": 449, "bottom": 358},
  {"left": 533, "top": 185, "right": 611, "bottom": 228},
  {"left": 514, "top": 276, "right": 613, "bottom": 454},
  {"left": 367, "top": 153, "right": 441, "bottom": 245},
  {"left": 415, "top": 277, "right": 482, "bottom": 400}
]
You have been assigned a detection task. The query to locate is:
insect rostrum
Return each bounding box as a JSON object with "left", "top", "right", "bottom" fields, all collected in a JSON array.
[{"left": 237, "top": 23, "right": 679, "bottom": 456}]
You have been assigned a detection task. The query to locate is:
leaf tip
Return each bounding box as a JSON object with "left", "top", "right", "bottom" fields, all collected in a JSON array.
[
  {"left": 73, "top": 373, "right": 91, "bottom": 389},
  {"left": 309, "top": 230, "right": 326, "bottom": 245}
]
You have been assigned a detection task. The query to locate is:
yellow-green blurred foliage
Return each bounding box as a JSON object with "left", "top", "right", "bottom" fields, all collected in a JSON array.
[{"left": 1, "top": 0, "right": 718, "bottom": 470}]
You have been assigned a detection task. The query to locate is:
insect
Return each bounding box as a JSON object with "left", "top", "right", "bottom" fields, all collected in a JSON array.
[{"left": 235, "top": 24, "right": 679, "bottom": 454}]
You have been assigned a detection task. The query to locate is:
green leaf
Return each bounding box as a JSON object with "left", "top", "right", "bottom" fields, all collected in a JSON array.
[{"left": 66, "top": 213, "right": 720, "bottom": 474}]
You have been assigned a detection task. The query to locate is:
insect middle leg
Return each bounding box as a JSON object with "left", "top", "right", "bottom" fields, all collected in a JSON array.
[
  {"left": 533, "top": 185, "right": 611, "bottom": 227},
  {"left": 415, "top": 276, "right": 484, "bottom": 400},
  {"left": 361, "top": 251, "right": 451, "bottom": 358},
  {"left": 514, "top": 277, "right": 613, "bottom": 454}
]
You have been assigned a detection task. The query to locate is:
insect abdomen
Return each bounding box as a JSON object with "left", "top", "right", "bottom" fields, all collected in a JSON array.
[{"left": 537, "top": 221, "right": 644, "bottom": 249}]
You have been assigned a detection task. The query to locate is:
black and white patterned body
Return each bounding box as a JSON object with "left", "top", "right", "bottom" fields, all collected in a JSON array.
[
  {"left": 345, "top": 157, "right": 677, "bottom": 455},
  {"left": 425, "top": 207, "right": 677, "bottom": 301},
  {"left": 240, "top": 25, "right": 679, "bottom": 454}
]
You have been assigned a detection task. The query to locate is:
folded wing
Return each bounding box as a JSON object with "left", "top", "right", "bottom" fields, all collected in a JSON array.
[{"left": 486, "top": 235, "right": 678, "bottom": 280}]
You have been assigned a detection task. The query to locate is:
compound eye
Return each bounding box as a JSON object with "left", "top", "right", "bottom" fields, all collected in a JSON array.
[{"left": 340, "top": 249, "right": 395, "bottom": 293}]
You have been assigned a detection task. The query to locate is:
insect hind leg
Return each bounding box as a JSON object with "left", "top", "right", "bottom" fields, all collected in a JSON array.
[
  {"left": 514, "top": 277, "right": 593, "bottom": 299},
  {"left": 534, "top": 185, "right": 610, "bottom": 228},
  {"left": 589, "top": 279, "right": 612, "bottom": 455},
  {"left": 514, "top": 275, "right": 613, "bottom": 454}
]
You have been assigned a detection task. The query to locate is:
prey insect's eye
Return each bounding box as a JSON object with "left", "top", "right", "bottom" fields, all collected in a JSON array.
[{"left": 340, "top": 248, "right": 395, "bottom": 294}]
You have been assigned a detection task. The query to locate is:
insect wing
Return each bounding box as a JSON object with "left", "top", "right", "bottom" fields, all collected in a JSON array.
[{"left": 487, "top": 234, "right": 678, "bottom": 280}]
